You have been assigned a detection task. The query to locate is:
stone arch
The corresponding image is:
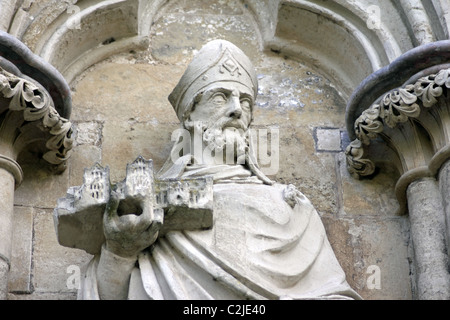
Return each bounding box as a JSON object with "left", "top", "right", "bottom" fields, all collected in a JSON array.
[
  {"left": 2, "top": 0, "right": 435, "bottom": 94},
  {"left": 258, "top": 0, "right": 396, "bottom": 97}
]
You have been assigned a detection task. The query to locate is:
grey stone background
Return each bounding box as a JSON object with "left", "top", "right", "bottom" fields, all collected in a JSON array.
[{"left": 4, "top": 0, "right": 435, "bottom": 299}]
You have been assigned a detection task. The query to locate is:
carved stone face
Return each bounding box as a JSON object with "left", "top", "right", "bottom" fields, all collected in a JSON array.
[
  {"left": 187, "top": 82, "right": 253, "bottom": 131},
  {"left": 183, "top": 81, "right": 253, "bottom": 162}
]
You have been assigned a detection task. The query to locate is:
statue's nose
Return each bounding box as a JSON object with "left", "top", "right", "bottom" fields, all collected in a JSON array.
[{"left": 226, "top": 95, "right": 242, "bottom": 119}]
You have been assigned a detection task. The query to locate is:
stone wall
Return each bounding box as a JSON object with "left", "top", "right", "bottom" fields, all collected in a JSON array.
[{"left": 2, "top": 0, "right": 449, "bottom": 300}]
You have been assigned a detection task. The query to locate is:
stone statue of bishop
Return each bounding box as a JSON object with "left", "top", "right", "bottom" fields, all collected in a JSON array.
[{"left": 78, "top": 39, "right": 361, "bottom": 300}]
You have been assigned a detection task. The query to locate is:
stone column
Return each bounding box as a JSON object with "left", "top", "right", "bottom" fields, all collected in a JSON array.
[
  {"left": 407, "top": 178, "right": 450, "bottom": 300},
  {"left": 0, "top": 31, "right": 73, "bottom": 299},
  {"left": 439, "top": 159, "right": 450, "bottom": 251},
  {"left": 0, "top": 158, "right": 21, "bottom": 300}
]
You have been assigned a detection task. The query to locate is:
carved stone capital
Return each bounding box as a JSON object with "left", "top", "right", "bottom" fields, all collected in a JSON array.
[
  {"left": 0, "top": 31, "right": 74, "bottom": 180},
  {"left": 0, "top": 67, "right": 73, "bottom": 176},
  {"left": 0, "top": 155, "right": 23, "bottom": 187},
  {"left": 346, "top": 67, "right": 450, "bottom": 176},
  {"left": 345, "top": 40, "right": 450, "bottom": 215}
]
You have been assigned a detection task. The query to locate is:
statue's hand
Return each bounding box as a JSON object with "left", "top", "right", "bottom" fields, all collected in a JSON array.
[
  {"left": 103, "top": 190, "right": 162, "bottom": 258},
  {"left": 283, "top": 184, "right": 310, "bottom": 208}
]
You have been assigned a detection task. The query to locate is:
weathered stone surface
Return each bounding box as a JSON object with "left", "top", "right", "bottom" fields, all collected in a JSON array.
[
  {"left": 274, "top": 1, "right": 377, "bottom": 95},
  {"left": 74, "top": 122, "right": 103, "bottom": 146},
  {"left": 323, "top": 216, "right": 413, "bottom": 300},
  {"left": 338, "top": 153, "right": 400, "bottom": 216},
  {"left": 101, "top": 120, "right": 178, "bottom": 182},
  {"left": 32, "top": 208, "right": 92, "bottom": 294},
  {"left": 68, "top": 144, "right": 102, "bottom": 187},
  {"left": 315, "top": 128, "right": 342, "bottom": 152},
  {"left": 0, "top": 260, "right": 8, "bottom": 300},
  {"left": 274, "top": 125, "right": 339, "bottom": 215},
  {"left": 253, "top": 53, "right": 347, "bottom": 128},
  {"left": 8, "top": 206, "right": 33, "bottom": 293},
  {"left": 14, "top": 161, "right": 70, "bottom": 209},
  {"left": 163, "top": 0, "right": 245, "bottom": 15},
  {"left": 71, "top": 62, "right": 182, "bottom": 123},
  {"left": 7, "top": 292, "right": 77, "bottom": 300},
  {"left": 150, "top": 0, "right": 260, "bottom": 65}
]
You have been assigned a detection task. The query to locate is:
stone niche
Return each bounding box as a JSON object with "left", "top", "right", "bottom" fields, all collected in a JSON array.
[{"left": 4, "top": 0, "right": 420, "bottom": 300}]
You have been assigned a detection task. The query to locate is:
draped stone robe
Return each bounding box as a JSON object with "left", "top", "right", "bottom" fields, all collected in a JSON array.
[{"left": 79, "top": 161, "right": 360, "bottom": 300}]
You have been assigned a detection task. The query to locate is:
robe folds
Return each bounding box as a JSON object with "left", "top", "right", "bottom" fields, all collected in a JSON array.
[{"left": 79, "top": 177, "right": 361, "bottom": 300}]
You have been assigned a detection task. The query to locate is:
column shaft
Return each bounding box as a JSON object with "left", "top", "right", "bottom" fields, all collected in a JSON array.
[
  {"left": 407, "top": 178, "right": 450, "bottom": 299},
  {"left": 0, "top": 167, "right": 15, "bottom": 299},
  {"left": 439, "top": 159, "right": 450, "bottom": 250}
]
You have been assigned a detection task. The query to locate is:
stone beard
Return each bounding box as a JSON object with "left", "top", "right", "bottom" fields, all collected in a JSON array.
[
  {"left": 78, "top": 40, "right": 361, "bottom": 300},
  {"left": 183, "top": 119, "right": 249, "bottom": 166}
]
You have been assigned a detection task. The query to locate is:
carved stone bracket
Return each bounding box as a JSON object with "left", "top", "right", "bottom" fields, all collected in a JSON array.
[
  {"left": 346, "top": 67, "right": 450, "bottom": 179},
  {"left": 0, "top": 67, "right": 73, "bottom": 176}
]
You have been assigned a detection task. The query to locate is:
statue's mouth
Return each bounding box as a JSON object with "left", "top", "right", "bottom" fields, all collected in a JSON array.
[{"left": 221, "top": 119, "right": 245, "bottom": 130}]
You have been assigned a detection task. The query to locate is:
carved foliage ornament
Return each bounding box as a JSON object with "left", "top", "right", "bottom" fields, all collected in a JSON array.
[
  {"left": 0, "top": 67, "right": 73, "bottom": 172},
  {"left": 346, "top": 68, "right": 450, "bottom": 177}
]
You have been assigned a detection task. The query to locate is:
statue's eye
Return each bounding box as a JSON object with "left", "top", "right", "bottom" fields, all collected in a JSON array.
[
  {"left": 211, "top": 93, "right": 227, "bottom": 105},
  {"left": 240, "top": 99, "right": 251, "bottom": 110}
]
